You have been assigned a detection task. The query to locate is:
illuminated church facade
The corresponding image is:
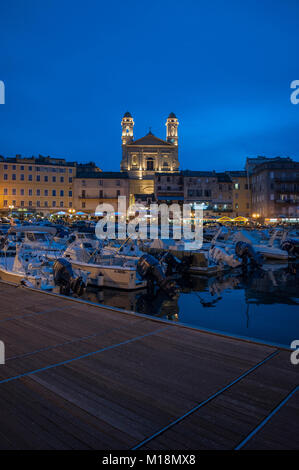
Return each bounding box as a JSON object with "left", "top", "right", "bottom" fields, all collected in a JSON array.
[{"left": 120, "top": 112, "right": 179, "bottom": 179}]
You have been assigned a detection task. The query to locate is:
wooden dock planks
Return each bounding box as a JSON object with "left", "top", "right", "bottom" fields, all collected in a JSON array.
[{"left": 0, "top": 282, "right": 297, "bottom": 450}]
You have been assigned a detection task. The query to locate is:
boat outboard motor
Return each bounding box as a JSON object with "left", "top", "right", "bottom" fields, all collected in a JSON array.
[
  {"left": 158, "top": 252, "right": 191, "bottom": 275},
  {"left": 235, "top": 241, "right": 263, "bottom": 267},
  {"left": 137, "top": 254, "right": 177, "bottom": 296},
  {"left": 0, "top": 236, "right": 6, "bottom": 251},
  {"left": 53, "top": 258, "right": 85, "bottom": 296},
  {"left": 281, "top": 239, "right": 299, "bottom": 257},
  {"left": 67, "top": 234, "right": 76, "bottom": 245}
]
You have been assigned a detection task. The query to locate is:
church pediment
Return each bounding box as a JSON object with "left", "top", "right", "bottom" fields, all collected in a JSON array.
[{"left": 128, "top": 132, "right": 172, "bottom": 147}]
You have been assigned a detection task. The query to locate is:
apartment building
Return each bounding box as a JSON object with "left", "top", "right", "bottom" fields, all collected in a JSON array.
[
  {"left": 154, "top": 172, "right": 184, "bottom": 205},
  {"left": 73, "top": 171, "right": 130, "bottom": 214},
  {"left": 227, "top": 170, "right": 251, "bottom": 217},
  {"left": 250, "top": 157, "right": 299, "bottom": 219},
  {"left": 183, "top": 170, "right": 233, "bottom": 217},
  {"left": 0, "top": 155, "right": 76, "bottom": 216}
]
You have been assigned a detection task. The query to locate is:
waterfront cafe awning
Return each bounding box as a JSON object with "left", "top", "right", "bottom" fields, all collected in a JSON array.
[
  {"left": 216, "top": 216, "right": 233, "bottom": 222},
  {"left": 76, "top": 211, "right": 88, "bottom": 216},
  {"left": 51, "top": 211, "right": 67, "bottom": 216},
  {"left": 233, "top": 216, "right": 248, "bottom": 222}
]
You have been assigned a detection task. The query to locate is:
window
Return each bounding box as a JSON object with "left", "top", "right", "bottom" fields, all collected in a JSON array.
[
  {"left": 12, "top": 174, "right": 16, "bottom": 180},
  {"left": 3, "top": 200, "right": 7, "bottom": 206},
  {"left": 44, "top": 201, "right": 48, "bottom": 207},
  {"left": 29, "top": 201, "right": 32, "bottom": 207},
  {"left": 69, "top": 190, "right": 72, "bottom": 197},
  {"left": 3, "top": 188, "right": 7, "bottom": 195},
  {"left": 36, "top": 189, "right": 40, "bottom": 196},
  {"left": 69, "top": 177, "right": 72, "bottom": 183},
  {"left": 4, "top": 165, "right": 7, "bottom": 170},
  {"left": 82, "top": 202, "right": 86, "bottom": 208},
  {"left": 21, "top": 201, "right": 24, "bottom": 207},
  {"left": 116, "top": 180, "right": 120, "bottom": 186},
  {"left": 12, "top": 165, "right": 16, "bottom": 170},
  {"left": 44, "top": 190, "right": 48, "bottom": 196},
  {"left": 69, "top": 168, "right": 72, "bottom": 173},
  {"left": 36, "top": 175, "right": 40, "bottom": 182},
  {"left": 60, "top": 177, "right": 64, "bottom": 183},
  {"left": 20, "top": 174, "right": 24, "bottom": 181},
  {"left": 82, "top": 190, "right": 86, "bottom": 198},
  {"left": 99, "top": 190, "right": 103, "bottom": 198},
  {"left": 4, "top": 174, "right": 7, "bottom": 180},
  {"left": 52, "top": 190, "right": 56, "bottom": 196},
  {"left": 28, "top": 166, "right": 32, "bottom": 171},
  {"left": 20, "top": 166, "right": 24, "bottom": 170},
  {"left": 60, "top": 201, "right": 64, "bottom": 207},
  {"left": 28, "top": 189, "right": 32, "bottom": 196},
  {"left": 52, "top": 201, "right": 56, "bottom": 207},
  {"left": 234, "top": 183, "right": 240, "bottom": 190},
  {"left": 12, "top": 189, "right": 16, "bottom": 195},
  {"left": 116, "top": 190, "right": 120, "bottom": 196},
  {"left": 20, "top": 189, "right": 24, "bottom": 196},
  {"left": 36, "top": 167, "right": 40, "bottom": 172},
  {"left": 235, "top": 203, "right": 239, "bottom": 209},
  {"left": 98, "top": 180, "right": 103, "bottom": 186},
  {"left": 146, "top": 158, "right": 154, "bottom": 171},
  {"left": 52, "top": 176, "right": 56, "bottom": 182},
  {"left": 44, "top": 176, "right": 48, "bottom": 182},
  {"left": 60, "top": 190, "right": 64, "bottom": 197},
  {"left": 69, "top": 202, "right": 72, "bottom": 208},
  {"left": 28, "top": 175, "right": 32, "bottom": 181},
  {"left": 37, "top": 201, "right": 40, "bottom": 207},
  {"left": 12, "top": 200, "right": 16, "bottom": 206}
]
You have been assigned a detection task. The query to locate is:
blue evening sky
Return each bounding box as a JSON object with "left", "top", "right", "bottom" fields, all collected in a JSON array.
[{"left": 0, "top": 0, "right": 299, "bottom": 171}]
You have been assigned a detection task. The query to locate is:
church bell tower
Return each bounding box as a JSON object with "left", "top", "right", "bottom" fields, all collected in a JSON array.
[
  {"left": 121, "top": 111, "right": 134, "bottom": 145},
  {"left": 166, "top": 112, "right": 179, "bottom": 146}
]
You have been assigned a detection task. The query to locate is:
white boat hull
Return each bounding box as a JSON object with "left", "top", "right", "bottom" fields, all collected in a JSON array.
[
  {"left": 68, "top": 259, "right": 147, "bottom": 290},
  {"left": 0, "top": 265, "right": 42, "bottom": 288}
]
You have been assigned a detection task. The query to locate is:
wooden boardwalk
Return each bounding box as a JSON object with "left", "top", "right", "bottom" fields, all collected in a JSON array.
[{"left": 0, "top": 281, "right": 297, "bottom": 450}]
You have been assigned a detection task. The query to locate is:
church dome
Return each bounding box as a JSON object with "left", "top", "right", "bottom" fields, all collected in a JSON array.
[
  {"left": 168, "top": 112, "right": 176, "bottom": 118},
  {"left": 123, "top": 111, "right": 132, "bottom": 118}
]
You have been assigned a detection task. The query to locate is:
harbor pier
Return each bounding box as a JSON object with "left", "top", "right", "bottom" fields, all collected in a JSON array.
[{"left": 0, "top": 281, "right": 297, "bottom": 450}]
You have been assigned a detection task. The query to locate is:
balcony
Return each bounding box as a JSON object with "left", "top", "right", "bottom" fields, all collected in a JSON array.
[
  {"left": 275, "top": 176, "right": 299, "bottom": 183},
  {"left": 79, "top": 195, "right": 118, "bottom": 200},
  {"left": 275, "top": 198, "right": 299, "bottom": 204}
]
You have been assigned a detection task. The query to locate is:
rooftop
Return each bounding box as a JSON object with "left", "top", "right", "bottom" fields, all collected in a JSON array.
[{"left": 0, "top": 154, "right": 76, "bottom": 167}]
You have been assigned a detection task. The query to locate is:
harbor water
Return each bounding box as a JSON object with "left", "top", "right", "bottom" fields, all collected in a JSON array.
[{"left": 81, "top": 263, "right": 299, "bottom": 348}]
